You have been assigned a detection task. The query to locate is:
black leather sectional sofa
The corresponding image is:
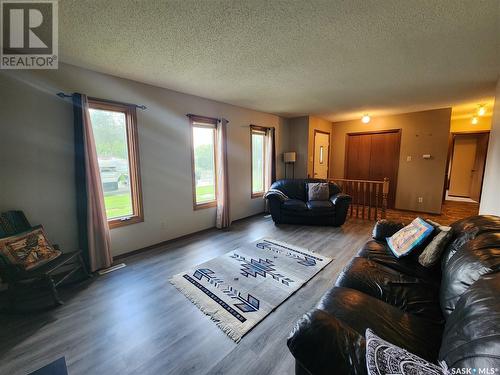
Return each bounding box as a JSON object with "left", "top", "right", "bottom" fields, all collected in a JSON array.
[
  {"left": 287, "top": 215, "right": 500, "bottom": 374},
  {"left": 265, "top": 179, "right": 351, "bottom": 226}
]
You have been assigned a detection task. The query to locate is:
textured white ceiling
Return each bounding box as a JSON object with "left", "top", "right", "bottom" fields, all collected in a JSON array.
[{"left": 59, "top": 0, "right": 499, "bottom": 121}]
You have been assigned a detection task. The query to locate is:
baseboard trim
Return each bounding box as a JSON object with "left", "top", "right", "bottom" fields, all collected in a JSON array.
[{"left": 114, "top": 211, "right": 266, "bottom": 260}]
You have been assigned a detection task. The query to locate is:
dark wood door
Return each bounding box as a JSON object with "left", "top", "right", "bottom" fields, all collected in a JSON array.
[{"left": 345, "top": 130, "right": 401, "bottom": 208}]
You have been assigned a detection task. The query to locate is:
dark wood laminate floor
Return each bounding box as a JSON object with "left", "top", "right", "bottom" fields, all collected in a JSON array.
[{"left": 0, "top": 215, "right": 373, "bottom": 375}]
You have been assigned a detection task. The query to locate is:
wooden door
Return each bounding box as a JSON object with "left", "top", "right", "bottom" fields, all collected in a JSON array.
[
  {"left": 313, "top": 131, "right": 330, "bottom": 179},
  {"left": 469, "top": 133, "right": 489, "bottom": 202},
  {"left": 345, "top": 130, "right": 401, "bottom": 208}
]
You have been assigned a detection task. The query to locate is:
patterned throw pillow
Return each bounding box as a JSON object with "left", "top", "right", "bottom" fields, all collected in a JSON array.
[
  {"left": 0, "top": 226, "right": 61, "bottom": 270},
  {"left": 387, "top": 217, "right": 434, "bottom": 258},
  {"left": 418, "top": 225, "right": 453, "bottom": 267},
  {"left": 307, "top": 183, "right": 329, "bottom": 201},
  {"left": 365, "top": 329, "right": 448, "bottom": 375}
]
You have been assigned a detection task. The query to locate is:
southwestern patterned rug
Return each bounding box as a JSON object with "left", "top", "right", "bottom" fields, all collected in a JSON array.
[{"left": 170, "top": 238, "right": 332, "bottom": 342}]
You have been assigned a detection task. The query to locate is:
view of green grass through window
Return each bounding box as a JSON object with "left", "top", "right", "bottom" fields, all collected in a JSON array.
[
  {"left": 252, "top": 131, "right": 265, "bottom": 195},
  {"left": 89, "top": 108, "right": 133, "bottom": 219},
  {"left": 193, "top": 126, "right": 216, "bottom": 204}
]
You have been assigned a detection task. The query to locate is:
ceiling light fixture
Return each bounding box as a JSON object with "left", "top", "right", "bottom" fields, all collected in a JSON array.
[
  {"left": 361, "top": 114, "right": 370, "bottom": 124},
  {"left": 478, "top": 105, "right": 486, "bottom": 116},
  {"left": 471, "top": 116, "right": 478, "bottom": 125}
]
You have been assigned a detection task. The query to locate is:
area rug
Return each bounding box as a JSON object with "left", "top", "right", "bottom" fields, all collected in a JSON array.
[{"left": 170, "top": 238, "right": 332, "bottom": 342}]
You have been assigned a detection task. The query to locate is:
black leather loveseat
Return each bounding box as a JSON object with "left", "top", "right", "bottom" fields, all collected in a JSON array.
[
  {"left": 265, "top": 179, "right": 351, "bottom": 226},
  {"left": 287, "top": 215, "right": 500, "bottom": 374}
]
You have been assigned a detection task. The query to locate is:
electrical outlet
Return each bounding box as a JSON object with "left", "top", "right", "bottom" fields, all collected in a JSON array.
[
  {"left": 406, "top": 156, "right": 412, "bottom": 162},
  {"left": 418, "top": 197, "right": 423, "bottom": 203}
]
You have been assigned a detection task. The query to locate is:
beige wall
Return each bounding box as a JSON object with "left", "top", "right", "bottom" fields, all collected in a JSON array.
[
  {"left": 286, "top": 116, "right": 309, "bottom": 178},
  {"left": 307, "top": 116, "right": 333, "bottom": 177},
  {"left": 479, "top": 79, "right": 500, "bottom": 216},
  {"left": 0, "top": 64, "right": 288, "bottom": 256},
  {"left": 450, "top": 115, "right": 492, "bottom": 133},
  {"left": 331, "top": 108, "right": 452, "bottom": 214}
]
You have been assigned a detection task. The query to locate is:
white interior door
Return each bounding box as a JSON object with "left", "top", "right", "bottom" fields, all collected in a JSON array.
[
  {"left": 449, "top": 135, "right": 478, "bottom": 197},
  {"left": 313, "top": 132, "right": 330, "bottom": 179}
]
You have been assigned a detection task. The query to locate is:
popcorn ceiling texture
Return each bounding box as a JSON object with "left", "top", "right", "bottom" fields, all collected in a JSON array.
[{"left": 59, "top": 0, "right": 498, "bottom": 121}]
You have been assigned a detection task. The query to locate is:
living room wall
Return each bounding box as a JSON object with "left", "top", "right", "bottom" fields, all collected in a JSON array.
[
  {"left": 480, "top": 79, "right": 500, "bottom": 216},
  {"left": 0, "top": 64, "right": 288, "bottom": 256},
  {"left": 331, "top": 108, "right": 452, "bottom": 214}
]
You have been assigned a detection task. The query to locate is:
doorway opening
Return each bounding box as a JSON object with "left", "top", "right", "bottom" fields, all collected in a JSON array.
[{"left": 445, "top": 131, "right": 490, "bottom": 204}]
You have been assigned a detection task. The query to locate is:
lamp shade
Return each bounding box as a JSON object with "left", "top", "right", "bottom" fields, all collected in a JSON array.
[{"left": 284, "top": 152, "right": 296, "bottom": 163}]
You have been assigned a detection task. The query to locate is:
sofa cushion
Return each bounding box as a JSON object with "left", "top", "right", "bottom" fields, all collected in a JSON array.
[
  {"left": 269, "top": 179, "right": 307, "bottom": 201},
  {"left": 366, "top": 329, "right": 446, "bottom": 375},
  {"left": 282, "top": 199, "right": 308, "bottom": 211},
  {"left": 440, "top": 232, "right": 500, "bottom": 317},
  {"left": 307, "top": 183, "right": 329, "bottom": 201},
  {"left": 439, "top": 273, "right": 500, "bottom": 370},
  {"left": 441, "top": 215, "right": 500, "bottom": 270},
  {"left": 306, "top": 200, "right": 334, "bottom": 212},
  {"left": 357, "top": 240, "right": 440, "bottom": 283},
  {"left": 316, "top": 287, "right": 444, "bottom": 361},
  {"left": 387, "top": 218, "right": 435, "bottom": 258},
  {"left": 336, "top": 257, "right": 443, "bottom": 322},
  {"left": 418, "top": 226, "right": 453, "bottom": 267}
]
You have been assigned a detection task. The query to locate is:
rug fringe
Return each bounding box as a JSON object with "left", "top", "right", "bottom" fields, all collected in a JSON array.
[{"left": 170, "top": 278, "right": 243, "bottom": 342}]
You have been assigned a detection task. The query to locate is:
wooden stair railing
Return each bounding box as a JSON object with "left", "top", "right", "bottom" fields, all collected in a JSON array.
[{"left": 329, "top": 178, "right": 389, "bottom": 220}]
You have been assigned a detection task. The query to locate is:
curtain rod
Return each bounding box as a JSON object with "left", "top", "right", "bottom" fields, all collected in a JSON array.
[
  {"left": 186, "top": 113, "right": 228, "bottom": 123},
  {"left": 56, "top": 92, "right": 147, "bottom": 110}
]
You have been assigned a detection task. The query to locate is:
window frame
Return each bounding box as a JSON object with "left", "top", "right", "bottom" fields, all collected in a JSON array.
[
  {"left": 250, "top": 126, "right": 267, "bottom": 198},
  {"left": 88, "top": 98, "right": 144, "bottom": 229},
  {"left": 189, "top": 115, "right": 218, "bottom": 210}
]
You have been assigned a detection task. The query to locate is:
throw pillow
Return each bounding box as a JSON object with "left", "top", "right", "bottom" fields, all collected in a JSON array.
[
  {"left": 0, "top": 225, "right": 61, "bottom": 270},
  {"left": 307, "top": 183, "right": 329, "bottom": 201},
  {"left": 418, "top": 225, "right": 453, "bottom": 267},
  {"left": 365, "top": 329, "right": 448, "bottom": 375},
  {"left": 387, "top": 217, "right": 434, "bottom": 258}
]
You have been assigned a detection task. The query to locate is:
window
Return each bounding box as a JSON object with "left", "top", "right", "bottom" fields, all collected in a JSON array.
[
  {"left": 190, "top": 115, "right": 217, "bottom": 209},
  {"left": 251, "top": 127, "right": 266, "bottom": 197},
  {"left": 88, "top": 99, "right": 143, "bottom": 228}
]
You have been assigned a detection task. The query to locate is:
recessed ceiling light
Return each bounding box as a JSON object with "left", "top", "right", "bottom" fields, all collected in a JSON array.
[
  {"left": 361, "top": 114, "right": 370, "bottom": 124},
  {"left": 478, "top": 105, "right": 486, "bottom": 116},
  {"left": 471, "top": 116, "right": 478, "bottom": 125}
]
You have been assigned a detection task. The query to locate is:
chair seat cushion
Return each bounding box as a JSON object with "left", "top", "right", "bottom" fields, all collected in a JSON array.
[
  {"left": 0, "top": 225, "right": 61, "bottom": 271},
  {"left": 306, "top": 200, "right": 334, "bottom": 212},
  {"left": 282, "top": 199, "right": 308, "bottom": 211},
  {"left": 336, "top": 257, "right": 443, "bottom": 322}
]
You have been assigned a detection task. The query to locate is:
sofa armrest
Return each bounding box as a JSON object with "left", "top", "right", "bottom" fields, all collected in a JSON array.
[
  {"left": 372, "top": 220, "right": 405, "bottom": 241},
  {"left": 330, "top": 193, "right": 352, "bottom": 226},
  {"left": 287, "top": 309, "right": 366, "bottom": 375},
  {"left": 264, "top": 189, "right": 289, "bottom": 202}
]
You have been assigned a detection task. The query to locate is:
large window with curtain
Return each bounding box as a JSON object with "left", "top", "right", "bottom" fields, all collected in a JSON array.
[
  {"left": 251, "top": 127, "right": 266, "bottom": 198},
  {"left": 88, "top": 99, "right": 143, "bottom": 228},
  {"left": 189, "top": 115, "right": 218, "bottom": 209}
]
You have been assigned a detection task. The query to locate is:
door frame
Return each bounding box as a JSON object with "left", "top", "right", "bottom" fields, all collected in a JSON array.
[
  {"left": 344, "top": 129, "right": 402, "bottom": 208},
  {"left": 443, "top": 130, "right": 490, "bottom": 202},
  {"left": 312, "top": 129, "right": 331, "bottom": 179}
]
